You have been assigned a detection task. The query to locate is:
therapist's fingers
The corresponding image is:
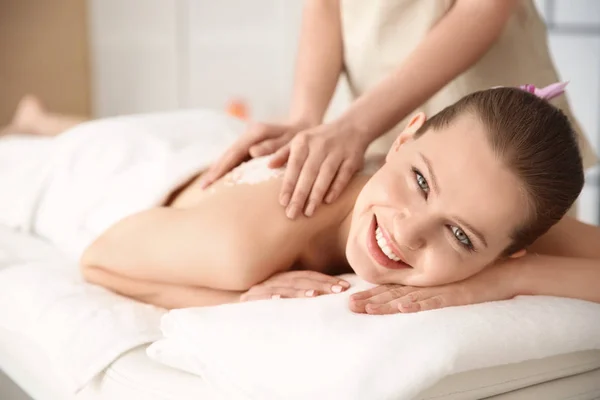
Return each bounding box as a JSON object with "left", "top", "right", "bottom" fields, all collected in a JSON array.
[
  {"left": 268, "top": 144, "right": 291, "bottom": 169},
  {"left": 200, "top": 144, "right": 249, "bottom": 188},
  {"left": 249, "top": 134, "right": 292, "bottom": 158},
  {"left": 278, "top": 141, "right": 309, "bottom": 210},
  {"left": 324, "top": 158, "right": 362, "bottom": 204},
  {"left": 285, "top": 151, "right": 326, "bottom": 219},
  {"left": 303, "top": 156, "right": 341, "bottom": 217},
  {"left": 200, "top": 122, "right": 287, "bottom": 188}
]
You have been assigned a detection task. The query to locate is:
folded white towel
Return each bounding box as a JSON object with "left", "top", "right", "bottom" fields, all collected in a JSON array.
[{"left": 147, "top": 275, "right": 600, "bottom": 400}]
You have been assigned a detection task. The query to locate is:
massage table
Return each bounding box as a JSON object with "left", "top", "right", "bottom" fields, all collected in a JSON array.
[{"left": 1, "top": 225, "right": 600, "bottom": 400}]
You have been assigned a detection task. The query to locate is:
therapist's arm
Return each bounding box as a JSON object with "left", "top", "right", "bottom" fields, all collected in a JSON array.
[
  {"left": 339, "top": 0, "right": 519, "bottom": 142},
  {"left": 288, "top": 0, "right": 344, "bottom": 126},
  {"left": 199, "top": 0, "right": 343, "bottom": 187},
  {"left": 272, "top": 0, "right": 520, "bottom": 219}
]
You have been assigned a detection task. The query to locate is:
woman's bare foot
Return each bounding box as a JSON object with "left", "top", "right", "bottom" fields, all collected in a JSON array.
[
  {"left": 10, "top": 95, "right": 47, "bottom": 134},
  {"left": 1, "top": 96, "right": 87, "bottom": 137}
]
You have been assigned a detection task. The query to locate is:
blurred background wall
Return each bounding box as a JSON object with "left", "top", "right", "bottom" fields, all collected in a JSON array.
[
  {"left": 0, "top": 0, "right": 90, "bottom": 124},
  {"left": 1, "top": 0, "right": 598, "bottom": 222}
]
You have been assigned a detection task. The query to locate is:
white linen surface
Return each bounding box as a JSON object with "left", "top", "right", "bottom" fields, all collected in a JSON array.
[
  {"left": 0, "top": 226, "right": 166, "bottom": 393},
  {"left": 147, "top": 274, "right": 600, "bottom": 400}
]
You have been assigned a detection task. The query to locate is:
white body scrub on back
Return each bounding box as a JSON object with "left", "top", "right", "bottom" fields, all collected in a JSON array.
[{"left": 223, "top": 156, "right": 285, "bottom": 186}]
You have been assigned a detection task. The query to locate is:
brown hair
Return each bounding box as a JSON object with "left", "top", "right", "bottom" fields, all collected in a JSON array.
[{"left": 415, "top": 87, "right": 584, "bottom": 255}]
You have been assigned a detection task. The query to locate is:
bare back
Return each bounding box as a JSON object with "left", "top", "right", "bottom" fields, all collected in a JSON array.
[
  {"left": 83, "top": 156, "right": 371, "bottom": 292},
  {"left": 167, "top": 157, "right": 364, "bottom": 277}
]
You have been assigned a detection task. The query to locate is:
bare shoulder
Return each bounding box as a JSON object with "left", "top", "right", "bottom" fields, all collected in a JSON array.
[
  {"left": 529, "top": 216, "right": 600, "bottom": 259},
  {"left": 184, "top": 177, "right": 331, "bottom": 278}
]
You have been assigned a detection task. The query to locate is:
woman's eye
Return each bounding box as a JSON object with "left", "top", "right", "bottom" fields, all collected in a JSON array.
[
  {"left": 451, "top": 226, "right": 473, "bottom": 249},
  {"left": 413, "top": 168, "right": 430, "bottom": 196}
]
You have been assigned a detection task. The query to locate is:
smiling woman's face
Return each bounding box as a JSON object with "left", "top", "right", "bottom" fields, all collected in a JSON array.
[{"left": 346, "top": 113, "right": 529, "bottom": 287}]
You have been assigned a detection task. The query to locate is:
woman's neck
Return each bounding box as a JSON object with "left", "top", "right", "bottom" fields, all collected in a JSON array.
[{"left": 301, "top": 174, "right": 369, "bottom": 274}]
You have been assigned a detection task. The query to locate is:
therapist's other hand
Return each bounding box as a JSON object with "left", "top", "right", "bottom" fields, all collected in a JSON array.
[
  {"left": 349, "top": 263, "right": 519, "bottom": 315},
  {"left": 200, "top": 120, "right": 313, "bottom": 189},
  {"left": 268, "top": 120, "right": 369, "bottom": 220},
  {"left": 239, "top": 270, "right": 351, "bottom": 302}
]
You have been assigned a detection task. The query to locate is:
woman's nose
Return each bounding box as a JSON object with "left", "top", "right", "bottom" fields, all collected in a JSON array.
[{"left": 392, "top": 210, "right": 427, "bottom": 251}]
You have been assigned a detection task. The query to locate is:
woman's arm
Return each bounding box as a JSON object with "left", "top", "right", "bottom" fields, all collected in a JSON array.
[
  {"left": 289, "top": 0, "right": 344, "bottom": 125},
  {"left": 511, "top": 255, "right": 600, "bottom": 303},
  {"left": 513, "top": 216, "right": 600, "bottom": 303},
  {"left": 339, "top": 0, "right": 519, "bottom": 142},
  {"left": 81, "top": 183, "right": 304, "bottom": 292},
  {"left": 82, "top": 266, "right": 242, "bottom": 309}
]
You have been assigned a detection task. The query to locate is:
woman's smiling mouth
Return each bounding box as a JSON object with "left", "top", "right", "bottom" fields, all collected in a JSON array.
[{"left": 366, "top": 215, "right": 412, "bottom": 270}]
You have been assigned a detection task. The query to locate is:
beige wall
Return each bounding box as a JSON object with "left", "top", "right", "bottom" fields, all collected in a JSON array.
[{"left": 0, "top": 0, "right": 90, "bottom": 125}]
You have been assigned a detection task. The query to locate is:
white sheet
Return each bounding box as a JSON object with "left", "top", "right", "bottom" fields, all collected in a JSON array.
[
  {"left": 147, "top": 275, "right": 600, "bottom": 400},
  {"left": 1, "top": 225, "right": 600, "bottom": 399},
  {"left": 4, "top": 321, "right": 600, "bottom": 400},
  {"left": 0, "top": 110, "right": 244, "bottom": 260},
  {"left": 0, "top": 227, "right": 167, "bottom": 393}
]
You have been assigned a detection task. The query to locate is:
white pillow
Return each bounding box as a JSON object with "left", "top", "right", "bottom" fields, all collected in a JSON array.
[{"left": 146, "top": 275, "right": 600, "bottom": 400}]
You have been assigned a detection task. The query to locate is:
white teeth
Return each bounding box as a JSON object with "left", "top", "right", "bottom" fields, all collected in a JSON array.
[{"left": 375, "top": 226, "right": 401, "bottom": 262}]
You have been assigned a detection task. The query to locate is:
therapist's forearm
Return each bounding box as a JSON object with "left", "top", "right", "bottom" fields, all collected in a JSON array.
[
  {"left": 515, "top": 255, "right": 600, "bottom": 304},
  {"left": 337, "top": 0, "right": 518, "bottom": 142},
  {"left": 289, "top": 0, "right": 343, "bottom": 126}
]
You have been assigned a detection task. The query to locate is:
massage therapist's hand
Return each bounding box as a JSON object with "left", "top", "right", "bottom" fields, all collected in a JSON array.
[
  {"left": 269, "top": 120, "right": 370, "bottom": 220},
  {"left": 239, "top": 271, "right": 351, "bottom": 302},
  {"left": 199, "top": 119, "right": 314, "bottom": 189},
  {"left": 349, "top": 262, "right": 521, "bottom": 315}
]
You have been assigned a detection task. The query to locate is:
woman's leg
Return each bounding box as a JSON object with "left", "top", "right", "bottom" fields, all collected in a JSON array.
[{"left": 5, "top": 95, "right": 87, "bottom": 136}]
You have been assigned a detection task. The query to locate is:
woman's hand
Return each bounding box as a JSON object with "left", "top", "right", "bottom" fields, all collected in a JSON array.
[
  {"left": 240, "top": 270, "right": 351, "bottom": 302},
  {"left": 269, "top": 120, "right": 370, "bottom": 219},
  {"left": 349, "top": 262, "right": 521, "bottom": 315},
  {"left": 200, "top": 120, "right": 313, "bottom": 189}
]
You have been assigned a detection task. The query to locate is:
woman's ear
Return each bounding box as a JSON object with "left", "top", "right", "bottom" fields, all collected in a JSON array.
[
  {"left": 509, "top": 249, "right": 527, "bottom": 259},
  {"left": 387, "top": 113, "right": 427, "bottom": 161}
]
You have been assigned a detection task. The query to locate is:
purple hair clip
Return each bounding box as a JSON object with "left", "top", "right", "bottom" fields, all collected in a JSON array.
[{"left": 519, "top": 82, "right": 568, "bottom": 101}]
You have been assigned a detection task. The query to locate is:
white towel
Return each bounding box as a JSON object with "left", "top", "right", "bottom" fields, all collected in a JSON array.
[
  {"left": 0, "top": 226, "right": 167, "bottom": 393},
  {"left": 0, "top": 109, "right": 244, "bottom": 260},
  {"left": 147, "top": 275, "right": 600, "bottom": 400}
]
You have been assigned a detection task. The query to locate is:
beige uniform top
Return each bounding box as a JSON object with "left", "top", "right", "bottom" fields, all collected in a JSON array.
[{"left": 340, "top": 0, "right": 597, "bottom": 170}]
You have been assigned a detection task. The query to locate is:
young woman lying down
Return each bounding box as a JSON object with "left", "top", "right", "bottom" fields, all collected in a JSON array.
[{"left": 1, "top": 87, "right": 598, "bottom": 315}]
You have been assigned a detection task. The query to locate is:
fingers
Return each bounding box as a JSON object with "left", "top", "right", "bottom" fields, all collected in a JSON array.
[
  {"left": 285, "top": 152, "right": 328, "bottom": 219},
  {"left": 349, "top": 286, "right": 407, "bottom": 313},
  {"left": 200, "top": 142, "right": 250, "bottom": 188},
  {"left": 267, "top": 270, "right": 350, "bottom": 292},
  {"left": 325, "top": 158, "right": 361, "bottom": 204},
  {"left": 268, "top": 144, "right": 291, "bottom": 169},
  {"left": 249, "top": 134, "right": 292, "bottom": 158},
  {"left": 279, "top": 137, "right": 310, "bottom": 211},
  {"left": 240, "top": 286, "right": 317, "bottom": 302},
  {"left": 349, "top": 286, "right": 449, "bottom": 315},
  {"left": 304, "top": 156, "right": 341, "bottom": 217},
  {"left": 200, "top": 122, "right": 286, "bottom": 188},
  {"left": 241, "top": 271, "right": 351, "bottom": 302},
  {"left": 349, "top": 284, "right": 391, "bottom": 301}
]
